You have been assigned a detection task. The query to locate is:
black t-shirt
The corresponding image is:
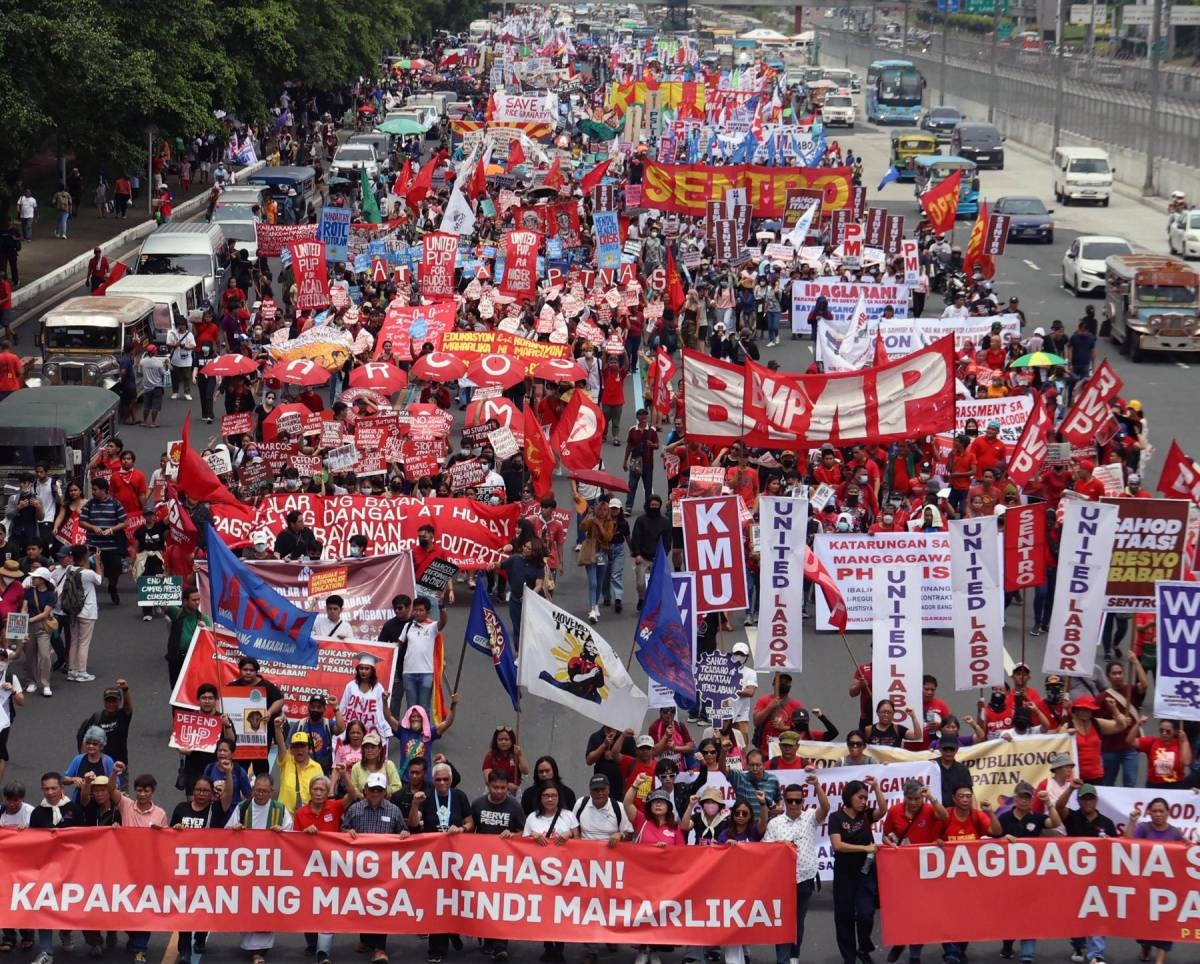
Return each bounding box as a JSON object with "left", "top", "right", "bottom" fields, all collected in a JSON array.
[
  {"left": 828, "top": 808, "right": 874, "bottom": 875},
  {"left": 998, "top": 809, "right": 1049, "bottom": 838},
  {"left": 379, "top": 616, "right": 411, "bottom": 646},
  {"left": 1063, "top": 809, "right": 1118, "bottom": 838},
  {"left": 77, "top": 709, "right": 133, "bottom": 765},
  {"left": 81, "top": 800, "right": 120, "bottom": 826},
  {"left": 415, "top": 787, "right": 472, "bottom": 833},
  {"left": 170, "top": 800, "right": 228, "bottom": 829},
  {"left": 470, "top": 794, "right": 525, "bottom": 835},
  {"left": 587, "top": 729, "right": 637, "bottom": 799},
  {"left": 29, "top": 800, "right": 84, "bottom": 829},
  {"left": 867, "top": 724, "right": 908, "bottom": 748}
]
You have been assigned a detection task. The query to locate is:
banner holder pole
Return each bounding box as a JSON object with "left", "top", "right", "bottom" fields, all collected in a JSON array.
[
  {"left": 839, "top": 632, "right": 861, "bottom": 676},
  {"left": 450, "top": 631, "right": 471, "bottom": 695},
  {"left": 1020, "top": 591, "right": 1028, "bottom": 669}
]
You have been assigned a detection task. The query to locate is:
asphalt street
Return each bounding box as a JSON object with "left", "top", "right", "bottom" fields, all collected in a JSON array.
[{"left": 2, "top": 106, "right": 1188, "bottom": 964}]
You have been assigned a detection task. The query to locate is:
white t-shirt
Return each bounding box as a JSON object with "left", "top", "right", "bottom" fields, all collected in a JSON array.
[
  {"left": 167, "top": 328, "right": 196, "bottom": 367},
  {"left": 61, "top": 567, "right": 103, "bottom": 620},
  {"left": 0, "top": 802, "right": 33, "bottom": 827},
  {"left": 523, "top": 809, "right": 580, "bottom": 838},
  {"left": 225, "top": 800, "right": 294, "bottom": 830},
  {"left": 576, "top": 797, "right": 633, "bottom": 841},
  {"left": 0, "top": 663, "right": 21, "bottom": 729},
  {"left": 731, "top": 665, "right": 757, "bottom": 723},
  {"left": 402, "top": 620, "right": 437, "bottom": 675},
  {"left": 313, "top": 614, "right": 352, "bottom": 640},
  {"left": 16, "top": 196, "right": 36, "bottom": 219}
]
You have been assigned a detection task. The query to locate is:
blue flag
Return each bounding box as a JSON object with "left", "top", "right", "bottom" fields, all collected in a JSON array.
[
  {"left": 766, "top": 131, "right": 777, "bottom": 167},
  {"left": 203, "top": 524, "right": 318, "bottom": 667},
  {"left": 877, "top": 166, "right": 902, "bottom": 191},
  {"left": 465, "top": 580, "right": 520, "bottom": 712},
  {"left": 732, "top": 130, "right": 758, "bottom": 165},
  {"left": 635, "top": 541, "right": 696, "bottom": 706}
]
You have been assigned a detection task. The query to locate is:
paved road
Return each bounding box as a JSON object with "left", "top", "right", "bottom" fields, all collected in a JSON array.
[{"left": 3, "top": 117, "right": 1184, "bottom": 964}]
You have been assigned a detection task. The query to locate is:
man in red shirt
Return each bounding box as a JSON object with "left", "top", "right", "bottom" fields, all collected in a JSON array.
[
  {"left": 112, "top": 450, "right": 148, "bottom": 520},
  {"left": 598, "top": 355, "right": 627, "bottom": 446},
  {"left": 623, "top": 408, "right": 659, "bottom": 513},
  {"left": 0, "top": 276, "right": 14, "bottom": 344},
  {"left": 966, "top": 420, "right": 1007, "bottom": 479},
  {"left": 966, "top": 468, "right": 1001, "bottom": 518},
  {"left": 0, "top": 339, "right": 22, "bottom": 398},
  {"left": 753, "top": 674, "right": 805, "bottom": 754},
  {"left": 813, "top": 447, "right": 845, "bottom": 486},
  {"left": 915, "top": 675, "right": 953, "bottom": 750},
  {"left": 1073, "top": 459, "right": 1107, "bottom": 501},
  {"left": 87, "top": 247, "right": 110, "bottom": 292}
]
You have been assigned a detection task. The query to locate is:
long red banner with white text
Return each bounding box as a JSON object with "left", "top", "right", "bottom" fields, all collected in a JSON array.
[
  {"left": 0, "top": 829, "right": 794, "bottom": 942},
  {"left": 681, "top": 337, "right": 956, "bottom": 447},
  {"left": 879, "top": 838, "right": 1200, "bottom": 944}
]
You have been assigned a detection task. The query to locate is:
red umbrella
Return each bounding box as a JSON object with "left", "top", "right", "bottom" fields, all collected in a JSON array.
[
  {"left": 203, "top": 353, "right": 259, "bottom": 377},
  {"left": 348, "top": 361, "right": 408, "bottom": 393},
  {"left": 533, "top": 357, "right": 587, "bottom": 382},
  {"left": 263, "top": 359, "right": 330, "bottom": 387},
  {"left": 411, "top": 351, "right": 468, "bottom": 382},
  {"left": 466, "top": 354, "right": 526, "bottom": 389},
  {"left": 261, "top": 403, "right": 320, "bottom": 443},
  {"left": 567, "top": 467, "right": 631, "bottom": 493}
]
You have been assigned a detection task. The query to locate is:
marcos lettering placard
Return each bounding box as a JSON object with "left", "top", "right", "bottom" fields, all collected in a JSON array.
[
  {"left": 642, "top": 161, "right": 852, "bottom": 218},
  {"left": 0, "top": 829, "right": 793, "bottom": 943},
  {"left": 680, "top": 496, "right": 749, "bottom": 614},
  {"left": 880, "top": 838, "right": 1200, "bottom": 945},
  {"left": 420, "top": 232, "right": 459, "bottom": 301}
]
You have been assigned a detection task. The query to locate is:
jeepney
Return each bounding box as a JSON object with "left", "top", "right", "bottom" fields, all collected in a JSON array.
[
  {"left": 0, "top": 386, "right": 119, "bottom": 489},
  {"left": 913, "top": 155, "right": 980, "bottom": 219},
  {"left": 890, "top": 129, "right": 938, "bottom": 182},
  {"left": 1103, "top": 254, "right": 1200, "bottom": 362}
]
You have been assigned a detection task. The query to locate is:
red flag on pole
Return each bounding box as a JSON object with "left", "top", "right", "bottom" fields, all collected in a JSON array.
[
  {"left": 549, "top": 390, "right": 606, "bottom": 471},
  {"left": 176, "top": 414, "right": 242, "bottom": 508},
  {"left": 406, "top": 159, "right": 436, "bottom": 209},
  {"left": 392, "top": 158, "right": 412, "bottom": 197},
  {"left": 543, "top": 156, "right": 564, "bottom": 190},
  {"left": 919, "top": 170, "right": 963, "bottom": 235},
  {"left": 523, "top": 405, "right": 556, "bottom": 499},
  {"left": 963, "top": 199, "right": 995, "bottom": 280},
  {"left": 579, "top": 159, "right": 612, "bottom": 196},
  {"left": 665, "top": 244, "right": 686, "bottom": 316},
  {"left": 469, "top": 154, "right": 488, "bottom": 199},
  {"left": 803, "top": 545, "right": 848, "bottom": 633},
  {"left": 505, "top": 140, "right": 526, "bottom": 173}
]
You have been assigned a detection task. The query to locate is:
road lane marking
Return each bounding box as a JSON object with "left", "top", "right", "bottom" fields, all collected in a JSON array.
[
  {"left": 1023, "top": 260, "right": 1041, "bottom": 271},
  {"left": 1177, "top": 362, "right": 1191, "bottom": 369}
]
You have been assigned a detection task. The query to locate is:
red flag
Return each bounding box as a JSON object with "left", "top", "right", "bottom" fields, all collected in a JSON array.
[
  {"left": 163, "top": 495, "right": 200, "bottom": 578},
  {"left": 92, "top": 261, "right": 128, "bottom": 297},
  {"left": 392, "top": 158, "right": 412, "bottom": 197},
  {"left": 579, "top": 159, "right": 612, "bottom": 196},
  {"left": 176, "top": 414, "right": 242, "bottom": 507},
  {"left": 406, "top": 159, "right": 436, "bottom": 209},
  {"left": 1158, "top": 440, "right": 1200, "bottom": 502},
  {"left": 873, "top": 333, "right": 889, "bottom": 368},
  {"left": 963, "top": 199, "right": 995, "bottom": 280},
  {"left": 651, "top": 348, "right": 677, "bottom": 415},
  {"left": 523, "top": 404, "right": 556, "bottom": 499},
  {"left": 919, "top": 170, "right": 962, "bottom": 236},
  {"left": 1006, "top": 396, "right": 1054, "bottom": 488},
  {"left": 469, "top": 154, "right": 488, "bottom": 200},
  {"left": 803, "top": 545, "right": 848, "bottom": 633},
  {"left": 505, "top": 139, "right": 526, "bottom": 173},
  {"left": 543, "top": 156, "right": 564, "bottom": 190},
  {"left": 549, "top": 390, "right": 606, "bottom": 471},
  {"left": 665, "top": 244, "right": 686, "bottom": 316}
]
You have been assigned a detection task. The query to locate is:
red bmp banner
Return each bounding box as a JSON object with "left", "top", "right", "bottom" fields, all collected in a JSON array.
[
  {"left": 641, "top": 161, "right": 853, "bottom": 218},
  {"left": 0, "top": 829, "right": 795, "bottom": 942},
  {"left": 879, "top": 838, "right": 1200, "bottom": 945},
  {"left": 681, "top": 337, "right": 955, "bottom": 448}
]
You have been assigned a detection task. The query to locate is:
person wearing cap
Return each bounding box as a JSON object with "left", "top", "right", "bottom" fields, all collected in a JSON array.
[
  {"left": 289, "top": 694, "right": 343, "bottom": 774},
  {"left": 966, "top": 420, "right": 1006, "bottom": 481},
  {"left": 726, "top": 641, "right": 757, "bottom": 741},
  {"left": 339, "top": 652, "right": 398, "bottom": 742},
  {"left": 1031, "top": 751, "right": 1076, "bottom": 813},
  {"left": 271, "top": 716, "right": 326, "bottom": 812},
  {"left": 765, "top": 773, "right": 831, "bottom": 964},
  {"left": 601, "top": 496, "right": 631, "bottom": 613},
  {"left": 767, "top": 731, "right": 807, "bottom": 771},
  {"left": 574, "top": 772, "right": 632, "bottom": 849},
  {"left": 1067, "top": 694, "right": 1130, "bottom": 785},
  {"left": 165, "top": 586, "right": 211, "bottom": 687},
  {"left": 931, "top": 734, "right": 973, "bottom": 807},
  {"left": 351, "top": 731, "right": 402, "bottom": 796},
  {"left": 138, "top": 343, "right": 169, "bottom": 426},
  {"left": 341, "top": 772, "right": 408, "bottom": 964}
]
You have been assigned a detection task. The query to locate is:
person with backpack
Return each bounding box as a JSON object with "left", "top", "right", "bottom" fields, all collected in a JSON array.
[{"left": 61, "top": 546, "right": 103, "bottom": 683}]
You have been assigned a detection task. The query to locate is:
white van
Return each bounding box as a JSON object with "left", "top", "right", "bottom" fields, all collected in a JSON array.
[
  {"left": 1052, "top": 146, "right": 1114, "bottom": 206},
  {"left": 468, "top": 19, "right": 492, "bottom": 41},
  {"left": 104, "top": 274, "right": 207, "bottom": 344},
  {"left": 133, "top": 222, "right": 230, "bottom": 306},
  {"left": 211, "top": 205, "right": 260, "bottom": 259}
]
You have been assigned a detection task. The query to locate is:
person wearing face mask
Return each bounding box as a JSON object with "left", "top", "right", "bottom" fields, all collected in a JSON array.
[
  {"left": 195, "top": 343, "right": 219, "bottom": 423},
  {"left": 629, "top": 495, "right": 671, "bottom": 612},
  {"left": 836, "top": 480, "right": 875, "bottom": 527},
  {"left": 289, "top": 694, "right": 344, "bottom": 774},
  {"left": 579, "top": 346, "right": 601, "bottom": 396},
  {"left": 252, "top": 391, "right": 277, "bottom": 441},
  {"left": 411, "top": 525, "right": 451, "bottom": 619},
  {"left": 868, "top": 507, "right": 903, "bottom": 534}
]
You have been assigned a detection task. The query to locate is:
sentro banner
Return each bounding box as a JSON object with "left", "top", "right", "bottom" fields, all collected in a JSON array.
[
  {"left": 949, "top": 517, "right": 1004, "bottom": 691},
  {"left": 871, "top": 567, "right": 923, "bottom": 727},
  {"left": 195, "top": 554, "right": 416, "bottom": 641},
  {"left": 1154, "top": 580, "right": 1200, "bottom": 721},
  {"left": 680, "top": 496, "right": 749, "bottom": 614},
  {"left": 641, "top": 161, "right": 852, "bottom": 218},
  {"left": 681, "top": 339, "right": 955, "bottom": 449},
  {"left": 0, "top": 829, "right": 793, "bottom": 942},
  {"left": 879, "top": 838, "right": 1200, "bottom": 945},
  {"left": 170, "top": 626, "right": 399, "bottom": 720},
  {"left": 756, "top": 497, "right": 808, "bottom": 671},
  {"left": 812, "top": 533, "right": 952, "bottom": 631},
  {"left": 1043, "top": 501, "right": 1120, "bottom": 677},
  {"left": 1100, "top": 497, "right": 1190, "bottom": 611}
]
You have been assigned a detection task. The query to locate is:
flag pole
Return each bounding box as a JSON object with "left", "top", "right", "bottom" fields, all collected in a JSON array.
[{"left": 451, "top": 631, "right": 471, "bottom": 695}]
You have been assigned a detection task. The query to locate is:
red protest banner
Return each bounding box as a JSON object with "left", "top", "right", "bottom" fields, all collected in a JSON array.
[
  {"left": 499, "top": 229, "right": 540, "bottom": 300},
  {"left": 419, "top": 231, "right": 459, "bottom": 300},
  {"left": 0, "top": 828, "right": 794, "bottom": 942},
  {"left": 289, "top": 240, "right": 330, "bottom": 310},
  {"left": 1002, "top": 503, "right": 1046, "bottom": 592},
  {"left": 879, "top": 838, "right": 1198, "bottom": 945},
  {"left": 1006, "top": 396, "right": 1054, "bottom": 488},
  {"left": 864, "top": 207, "right": 888, "bottom": 247},
  {"left": 254, "top": 224, "right": 318, "bottom": 258},
  {"left": 170, "top": 626, "right": 399, "bottom": 718},
  {"left": 1060, "top": 359, "right": 1123, "bottom": 446},
  {"left": 221, "top": 412, "right": 254, "bottom": 439},
  {"left": 680, "top": 495, "right": 750, "bottom": 613},
  {"left": 193, "top": 553, "right": 416, "bottom": 646},
  {"left": 1157, "top": 440, "right": 1200, "bottom": 502},
  {"left": 168, "top": 710, "right": 223, "bottom": 752},
  {"left": 374, "top": 301, "right": 459, "bottom": 361}
]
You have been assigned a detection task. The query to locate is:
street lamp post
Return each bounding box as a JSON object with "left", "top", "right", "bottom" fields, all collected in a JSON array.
[
  {"left": 1051, "top": 0, "right": 1069, "bottom": 150},
  {"left": 1143, "top": 0, "right": 1164, "bottom": 196},
  {"left": 939, "top": 8, "right": 949, "bottom": 106},
  {"left": 988, "top": 0, "right": 1001, "bottom": 122}
]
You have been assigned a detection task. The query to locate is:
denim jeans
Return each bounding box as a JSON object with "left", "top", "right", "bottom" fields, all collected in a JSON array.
[
  {"left": 1017, "top": 939, "right": 1036, "bottom": 962},
  {"left": 403, "top": 673, "right": 433, "bottom": 716},
  {"left": 774, "top": 878, "right": 816, "bottom": 964},
  {"left": 586, "top": 562, "right": 605, "bottom": 607},
  {"left": 626, "top": 466, "right": 654, "bottom": 510},
  {"left": 767, "top": 310, "right": 781, "bottom": 342},
  {"left": 603, "top": 543, "right": 625, "bottom": 603},
  {"left": 57, "top": 211, "right": 69, "bottom": 237},
  {"left": 1102, "top": 750, "right": 1139, "bottom": 787}
]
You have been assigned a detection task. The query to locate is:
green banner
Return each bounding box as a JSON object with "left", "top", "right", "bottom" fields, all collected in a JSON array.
[{"left": 966, "top": 0, "right": 1009, "bottom": 12}]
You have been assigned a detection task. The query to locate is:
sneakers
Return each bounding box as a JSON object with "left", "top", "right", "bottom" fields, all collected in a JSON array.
[
  {"left": 89, "top": 947, "right": 103, "bottom": 959},
  {"left": 33, "top": 954, "right": 53, "bottom": 964},
  {"left": 42, "top": 686, "right": 52, "bottom": 697},
  {"left": 142, "top": 614, "right": 152, "bottom": 622},
  {"left": 170, "top": 393, "right": 180, "bottom": 400},
  {"left": 588, "top": 607, "right": 599, "bottom": 624},
  {"left": 25, "top": 682, "right": 36, "bottom": 693},
  {"left": 75, "top": 672, "right": 96, "bottom": 682},
  {"left": 317, "top": 954, "right": 330, "bottom": 964},
  {"left": 888, "top": 950, "right": 904, "bottom": 963},
  {"left": 633, "top": 955, "right": 648, "bottom": 964},
  {"left": 184, "top": 393, "right": 193, "bottom": 401},
  {"left": 649, "top": 955, "right": 664, "bottom": 964},
  {"left": 135, "top": 954, "right": 148, "bottom": 964},
  {"left": 1069, "top": 954, "right": 1084, "bottom": 963},
  {"left": 1029, "top": 626, "right": 1042, "bottom": 636}
]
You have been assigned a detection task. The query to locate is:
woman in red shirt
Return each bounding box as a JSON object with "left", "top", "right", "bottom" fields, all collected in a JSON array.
[
  {"left": 1137, "top": 719, "right": 1193, "bottom": 789},
  {"left": 294, "top": 772, "right": 352, "bottom": 962},
  {"left": 1069, "top": 695, "right": 1132, "bottom": 783}
]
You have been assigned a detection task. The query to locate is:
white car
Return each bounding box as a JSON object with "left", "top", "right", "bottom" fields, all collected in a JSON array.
[
  {"left": 1169, "top": 209, "right": 1200, "bottom": 259},
  {"left": 821, "top": 92, "right": 856, "bottom": 127},
  {"left": 1062, "top": 235, "right": 1134, "bottom": 296},
  {"left": 331, "top": 143, "right": 381, "bottom": 179}
]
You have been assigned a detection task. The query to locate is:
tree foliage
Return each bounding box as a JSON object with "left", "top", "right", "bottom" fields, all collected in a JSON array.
[{"left": 0, "top": 0, "right": 474, "bottom": 208}]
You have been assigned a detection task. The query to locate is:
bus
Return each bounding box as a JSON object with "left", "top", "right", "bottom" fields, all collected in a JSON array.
[{"left": 865, "top": 59, "right": 926, "bottom": 124}]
